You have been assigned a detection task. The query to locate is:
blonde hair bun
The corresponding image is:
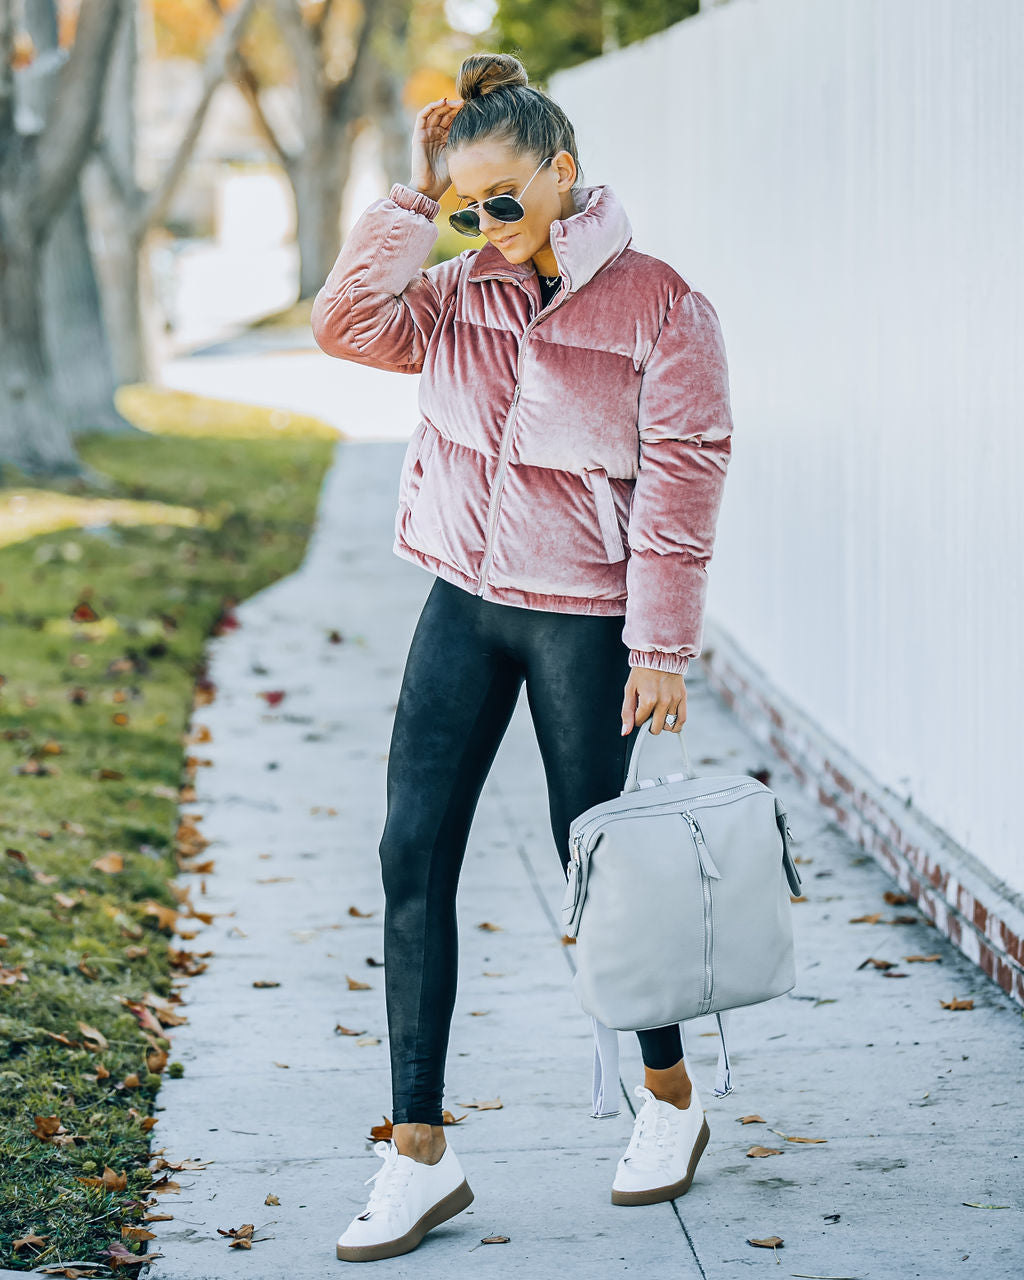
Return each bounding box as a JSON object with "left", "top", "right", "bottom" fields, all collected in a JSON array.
[{"left": 456, "top": 53, "right": 529, "bottom": 101}]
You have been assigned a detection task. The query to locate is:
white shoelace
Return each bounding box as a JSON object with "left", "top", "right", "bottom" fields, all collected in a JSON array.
[
  {"left": 622, "top": 1087, "right": 676, "bottom": 1170},
  {"left": 360, "top": 1140, "right": 415, "bottom": 1218}
]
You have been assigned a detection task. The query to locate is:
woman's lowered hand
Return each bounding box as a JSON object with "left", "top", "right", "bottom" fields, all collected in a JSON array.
[
  {"left": 621, "top": 668, "right": 687, "bottom": 735},
  {"left": 411, "top": 97, "right": 464, "bottom": 202}
]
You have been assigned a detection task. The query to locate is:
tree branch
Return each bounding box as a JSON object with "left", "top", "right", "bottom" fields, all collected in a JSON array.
[
  {"left": 234, "top": 58, "right": 294, "bottom": 169},
  {"left": 272, "top": 0, "right": 326, "bottom": 126},
  {"left": 0, "top": 0, "right": 15, "bottom": 144},
  {"left": 139, "top": 0, "right": 258, "bottom": 232},
  {"left": 33, "top": 0, "right": 124, "bottom": 227},
  {"left": 326, "top": 0, "right": 381, "bottom": 125}
]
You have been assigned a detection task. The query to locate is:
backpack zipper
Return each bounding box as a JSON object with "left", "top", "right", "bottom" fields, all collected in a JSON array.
[{"left": 569, "top": 778, "right": 766, "bottom": 864}]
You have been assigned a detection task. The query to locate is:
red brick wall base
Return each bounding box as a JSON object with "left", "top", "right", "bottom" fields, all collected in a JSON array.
[{"left": 701, "top": 621, "right": 1024, "bottom": 1007}]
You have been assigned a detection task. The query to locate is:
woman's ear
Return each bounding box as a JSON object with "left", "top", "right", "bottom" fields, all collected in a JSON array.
[{"left": 553, "top": 150, "right": 577, "bottom": 192}]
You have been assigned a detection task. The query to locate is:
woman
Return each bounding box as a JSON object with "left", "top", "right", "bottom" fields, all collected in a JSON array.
[{"left": 312, "top": 52, "right": 734, "bottom": 1264}]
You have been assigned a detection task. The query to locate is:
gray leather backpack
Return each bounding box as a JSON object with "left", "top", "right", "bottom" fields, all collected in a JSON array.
[{"left": 561, "top": 718, "right": 802, "bottom": 1117}]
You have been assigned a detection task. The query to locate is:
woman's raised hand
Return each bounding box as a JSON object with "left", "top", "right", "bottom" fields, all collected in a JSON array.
[{"left": 411, "top": 97, "right": 464, "bottom": 203}]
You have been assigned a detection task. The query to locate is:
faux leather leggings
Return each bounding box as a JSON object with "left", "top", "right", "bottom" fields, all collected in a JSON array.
[{"left": 379, "top": 575, "right": 685, "bottom": 1126}]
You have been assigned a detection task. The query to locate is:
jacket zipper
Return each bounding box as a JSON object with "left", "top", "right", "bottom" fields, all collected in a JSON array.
[{"left": 475, "top": 269, "right": 574, "bottom": 595}]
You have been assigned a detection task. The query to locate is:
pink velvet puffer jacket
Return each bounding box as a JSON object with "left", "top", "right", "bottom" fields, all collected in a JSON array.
[{"left": 311, "top": 180, "right": 733, "bottom": 675}]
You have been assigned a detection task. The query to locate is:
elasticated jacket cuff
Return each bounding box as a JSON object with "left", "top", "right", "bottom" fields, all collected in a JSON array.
[
  {"left": 389, "top": 183, "right": 441, "bottom": 222},
  {"left": 628, "top": 649, "right": 691, "bottom": 676}
]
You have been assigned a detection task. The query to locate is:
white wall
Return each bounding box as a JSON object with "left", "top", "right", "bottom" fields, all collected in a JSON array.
[{"left": 551, "top": 0, "right": 1024, "bottom": 895}]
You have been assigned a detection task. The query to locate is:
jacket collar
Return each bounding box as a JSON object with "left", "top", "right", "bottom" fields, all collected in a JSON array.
[{"left": 465, "top": 183, "right": 633, "bottom": 294}]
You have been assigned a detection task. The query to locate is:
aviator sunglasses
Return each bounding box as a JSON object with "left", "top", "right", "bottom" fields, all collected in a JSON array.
[{"left": 448, "top": 155, "right": 555, "bottom": 237}]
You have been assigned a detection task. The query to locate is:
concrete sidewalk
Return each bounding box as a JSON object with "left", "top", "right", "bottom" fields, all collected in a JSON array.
[{"left": 135, "top": 432, "right": 1023, "bottom": 1280}]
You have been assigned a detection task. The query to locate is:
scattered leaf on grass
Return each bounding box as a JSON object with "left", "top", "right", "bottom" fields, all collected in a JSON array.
[
  {"left": 346, "top": 975, "right": 372, "bottom": 991},
  {"left": 265, "top": 1193, "right": 280, "bottom": 1205},
  {"left": 477, "top": 921, "right": 503, "bottom": 932},
  {"left": 12, "top": 1233, "right": 47, "bottom": 1253},
  {"left": 905, "top": 954, "right": 942, "bottom": 963},
  {"left": 458, "top": 1097, "right": 503, "bottom": 1110},
  {"left": 91, "top": 851, "right": 124, "bottom": 874},
  {"left": 335, "top": 1024, "right": 365, "bottom": 1036},
  {"left": 746, "top": 1146, "right": 782, "bottom": 1158},
  {"left": 349, "top": 905, "right": 375, "bottom": 918},
  {"left": 369, "top": 1116, "right": 393, "bottom": 1141},
  {"left": 738, "top": 1115, "right": 765, "bottom": 1124},
  {"left": 941, "top": 997, "right": 974, "bottom": 1011},
  {"left": 849, "top": 913, "right": 883, "bottom": 924},
  {"left": 857, "top": 957, "right": 897, "bottom": 970},
  {"left": 481, "top": 1236, "right": 510, "bottom": 1244}
]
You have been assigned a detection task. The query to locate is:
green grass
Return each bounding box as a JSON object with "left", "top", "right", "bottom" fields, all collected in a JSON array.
[{"left": 0, "top": 402, "right": 335, "bottom": 1271}]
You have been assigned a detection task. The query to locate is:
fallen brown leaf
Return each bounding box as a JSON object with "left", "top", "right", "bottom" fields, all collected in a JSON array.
[
  {"left": 745, "top": 1146, "right": 781, "bottom": 1158},
  {"left": 335, "top": 1024, "right": 365, "bottom": 1036},
  {"left": 884, "top": 891, "right": 911, "bottom": 905},
  {"left": 941, "top": 997, "right": 974, "bottom": 1010},
  {"left": 265, "top": 1193, "right": 280, "bottom": 1205},
  {"left": 738, "top": 1115, "right": 765, "bottom": 1124},
  {"left": 560, "top": 934, "right": 576, "bottom": 945},
  {"left": 369, "top": 1116, "right": 393, "bottom": 1141},
  {"left": 348, "top": 905, "right": 375, "bottom": 918},
  {"left": 458, "top": 1097, "right": 503, "bottom": 1110},
  {"left": 904, "top": 953, "right": 942, "bottom": 963},
  {"left": 442, "top": 1110, "right": 467, "bottom": 1125},
  {"left": 252, "top": 980, "right": 281, "bottom": 988},
  {"left": 346, "top": 975, "right": 371, "bottom": 991},
  {"left": 12, "top": 1233, "right": 47, "bottom": 1253},
  {"left": 747, "top": 1235, "right": 784, "bottom": 1249},
  {"left": 849, "top": 912, "right": 882, "bottom": 924},
  {"left": 857, "top": 957, "right": 897, "bottom": 970},
  {"left": 469, "top": 1010, "right": 489, "bottom": 1017},
  {"left": 91, "top": 852, "right": 124, "bottom": 874},
  {"left": 481, "top": 1235, "right": 510, "bottom": 1244},
  {"left": 476, "top": 921, "right": 503, "bottom": 932},
  {"left": 355, "top": 1036, "right": 380, "bottom": 1046}
]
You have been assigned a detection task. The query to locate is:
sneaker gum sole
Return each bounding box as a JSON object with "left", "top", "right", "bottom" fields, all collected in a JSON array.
[
  {"left": 610, "top": 1116, "right": 711, "bottom": 1207},
  {"left": 336, "top": 1178, "right": 474, "bottom": 1262}
]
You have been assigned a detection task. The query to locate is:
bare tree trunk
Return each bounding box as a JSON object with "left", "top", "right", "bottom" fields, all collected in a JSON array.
[
  {"left": 24, "top": 0, "right": 135, "bottom": 433},
  {"left": 0, "top": 0, "right": 124, "bottom": 479}
]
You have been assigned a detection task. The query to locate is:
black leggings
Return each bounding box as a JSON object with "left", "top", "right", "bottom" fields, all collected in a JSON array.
[{"left": 379, "top": 575, "right": 684, "bottom": 1126}]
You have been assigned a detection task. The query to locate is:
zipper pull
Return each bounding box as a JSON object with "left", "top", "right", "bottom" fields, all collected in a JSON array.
[
  {"left": 683, "top": 811, "right": 721, "bottom": 879},
  {"left": 571, "top": 830, "right": 584, "bottom": 864}
]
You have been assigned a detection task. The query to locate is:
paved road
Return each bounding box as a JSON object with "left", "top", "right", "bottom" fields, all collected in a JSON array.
[{"left": 132, "top": 430, "right": 1023, "bottom": 1280}]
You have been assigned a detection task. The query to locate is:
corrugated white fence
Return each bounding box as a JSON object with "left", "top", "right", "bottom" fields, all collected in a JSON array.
[{"left": 551, "top": 0, "right": 1023, "bottom": 896}]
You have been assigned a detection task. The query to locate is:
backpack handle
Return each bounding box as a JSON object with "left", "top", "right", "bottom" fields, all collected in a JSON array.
[{"left": 623, "top": 715, "right": 694, "bottom": 793}]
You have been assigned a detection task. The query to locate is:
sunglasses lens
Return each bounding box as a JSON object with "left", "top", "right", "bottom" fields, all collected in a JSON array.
[
  {"left": 449, "top": 211, "right": 481, "bottom": 236},
  {"left": 485, "top": 197, "right": 524, "bottom": 222}
]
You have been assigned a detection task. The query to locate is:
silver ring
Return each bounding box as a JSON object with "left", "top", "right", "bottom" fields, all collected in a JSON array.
[{"left": 664, "top": 713, "right": 678, "bottom": 727}]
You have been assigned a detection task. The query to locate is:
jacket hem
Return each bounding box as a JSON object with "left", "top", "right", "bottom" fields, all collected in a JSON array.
[{"left": 392, "top": 538, "right": 629, "bottom": 617}]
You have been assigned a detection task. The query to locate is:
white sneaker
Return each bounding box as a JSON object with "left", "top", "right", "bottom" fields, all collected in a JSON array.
[
  {"left": 335, "top": 1139, "right": 474, "bottom": 1262},
  {"left": 611, "top": 1082, "right": 710, "bottom": 1205}
]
